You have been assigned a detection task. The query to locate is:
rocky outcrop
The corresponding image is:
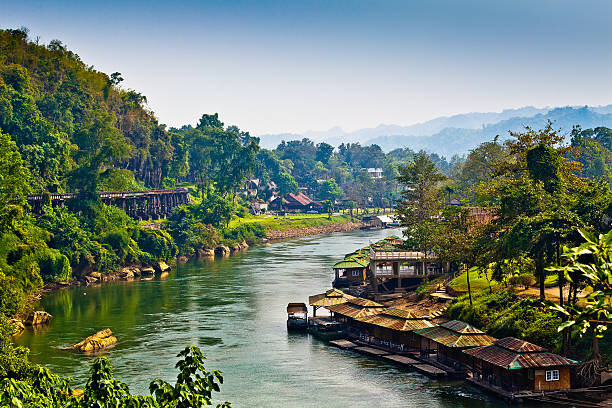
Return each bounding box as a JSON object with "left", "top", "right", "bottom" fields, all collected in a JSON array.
[
  {"left": 67, "top": 329, "right": 117, "bottom": 352},
  {"left": 140, "top": 266, "right": 155, "bottom": 275},
  {"left": 119, "top": 267, "right": 136, "bottom": 280},
  {"left": 9, "top": 319, "right": 25, "bottom": 335},
  {"left": 25, "top": 311, "right": 53, "bottom": 326},
  {"left": 155, "top": 261, "right": 171, "bottom": 273},
  {"left": 197, "top": 248, "right": 215, "bottom": 258},
  {"left": 229, "top": 243, "right": 241, "bottom": 252},
  {"left": 214, "top": 245, "right": 231, "bottom": 256},
  {"left": 177, "top": 255, "right": 189, "bottom": 263},
  {"left": 239, "top": 240, "right": 249, "bottom": 249}
]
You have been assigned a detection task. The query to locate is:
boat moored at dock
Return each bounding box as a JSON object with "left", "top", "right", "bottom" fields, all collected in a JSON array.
[{"left": 286, "top": 303, "right": 308, "bottom": 331}]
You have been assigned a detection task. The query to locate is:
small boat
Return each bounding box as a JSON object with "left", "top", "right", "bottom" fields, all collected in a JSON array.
[
  {"left": 286, "top": 303, "right": 308, "bottom": 331},
  {"left": 307, "top": 316, "right": 345, "bottom": 340}
]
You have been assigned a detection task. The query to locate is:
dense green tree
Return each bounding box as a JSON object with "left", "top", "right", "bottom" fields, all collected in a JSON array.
[
  {"left": 318, "top": 178, "right": 342, "bottom": 203},
  {"left": 395, "top": 153, "right": 446, "bottom": 249}
]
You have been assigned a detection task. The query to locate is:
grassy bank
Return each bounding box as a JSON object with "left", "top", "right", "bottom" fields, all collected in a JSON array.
[{"left": 229, "top": 213, "right": 358, "bottom": 231}]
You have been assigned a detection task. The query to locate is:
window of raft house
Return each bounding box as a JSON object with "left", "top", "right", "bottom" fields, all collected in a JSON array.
[
  {"left": 352, "top": 270, "right": 359, "bottom": 276},
  {"left": 545, "top": 370, "right": 560, "bottom": 382}
]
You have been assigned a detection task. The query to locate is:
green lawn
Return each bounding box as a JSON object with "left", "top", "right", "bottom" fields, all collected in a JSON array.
[
  {"left": 447, "top": 269, "right": 499, "bottom": 293},
  {"left": 228, "top": 213, "right": 358, "bottom": 231}
]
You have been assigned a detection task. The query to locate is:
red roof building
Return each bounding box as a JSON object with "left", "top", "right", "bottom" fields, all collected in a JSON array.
[{"left": 463, "top": 337, "right": 576, "bottom": 393}]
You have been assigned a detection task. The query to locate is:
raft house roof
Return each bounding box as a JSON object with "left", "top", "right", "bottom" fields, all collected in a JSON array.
[
  {"left": 326, "top": 297, "right": 385, "bottom": 319},
  {"left": 356, "top": 307, "right": 434, "bottom": 332},
  {"left": 413, "top": 320, "right": 496, "bottom": 348},
  {"left": 332, "top": 256, "right": 370, "bottom": 269},
  {"left": 463, "top": 337, "right": 577, "bottom": 370},
  {"left": 309, "top": 289, "right": 355, "bottom": 307}
]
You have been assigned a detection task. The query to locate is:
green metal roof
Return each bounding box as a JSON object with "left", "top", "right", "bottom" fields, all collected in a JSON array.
[{"left": 333, "top": 258, "right": 369, "bottom": 269}]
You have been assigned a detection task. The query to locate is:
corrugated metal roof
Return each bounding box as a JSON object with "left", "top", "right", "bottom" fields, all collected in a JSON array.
[
  {"left": 326, "top": 302, "right": 385, "bottom": 319},
  {"left": 494, "top": 337, "right": 545, "bottom": 353},
  {"left": 309, "top": 289, "right": 355, "bottom": 307},
  {"left": 356, "top": 309, "right": 434, "bottom": 332},
  {"left": 440, "top": 320, "right": 485, "bottom": 334},
  {"left": 347, "top": 297, "right": 384, "bottom": 307},
  {"left": 463, "top": 338, "right": 576, "bottom": 370},
  {"left": 382, "top": 308, "right": 420, "bottom": 319},
  {"left": 414, "top": 326, "right": 496, "bottom": 348}
]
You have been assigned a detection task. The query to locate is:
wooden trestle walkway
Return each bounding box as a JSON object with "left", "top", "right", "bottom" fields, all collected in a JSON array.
[{"left": 329, "top": 339, "right": 448, "bottom": 378}]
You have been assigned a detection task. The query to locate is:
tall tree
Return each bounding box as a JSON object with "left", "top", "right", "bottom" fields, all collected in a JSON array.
[{"left": 395, "top": 153, "right": 446, "bottom": 249}]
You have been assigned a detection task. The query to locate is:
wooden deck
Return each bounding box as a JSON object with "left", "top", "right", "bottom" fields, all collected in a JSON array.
[
  {"left": 382, "top": 355, "right": 420, "bottom": 365},
  {"left": 412, "top": 363, "right": 447, "bottom": 378},
  {"left": 353, "top": 346, "right": 392, "bottom": 357},
  {"left": 329, "top": 339, "right": 358, "bottom": 349}
]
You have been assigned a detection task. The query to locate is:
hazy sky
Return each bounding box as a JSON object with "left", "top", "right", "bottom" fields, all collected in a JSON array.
[{"left": 3, "top": 0, "right": 612, "bottom": 134}]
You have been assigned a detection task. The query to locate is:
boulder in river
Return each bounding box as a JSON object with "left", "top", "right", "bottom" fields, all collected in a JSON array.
[
  {"left": 215, "top": 245, "right": 230, "bottom": 256},
  {"left": 155, "top": 261, "right": 171, "bottom": 273},
  {"left": 197, "top": 248, "right": 215, "bottom": 258},
  {"left": 25, "top": 311, "right": 53, "bottom": 326},
  {"left": 119, "top": 267, "right": 135, "bottom": 280},
  {"left": 140, "top": 266, "right": 155, "bottom": 275},
  {"left": 67, "top": 328, "right": 117, "bottom": 352}
]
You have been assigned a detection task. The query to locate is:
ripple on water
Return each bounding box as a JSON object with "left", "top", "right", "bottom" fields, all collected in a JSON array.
[{"left": 15, "top": 229, "right": 511, "bottom": 407}]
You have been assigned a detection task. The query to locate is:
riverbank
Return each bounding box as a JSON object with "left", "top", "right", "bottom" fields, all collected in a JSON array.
[{"left": 264, "top": 220, "right": 365, "bottom": 240}]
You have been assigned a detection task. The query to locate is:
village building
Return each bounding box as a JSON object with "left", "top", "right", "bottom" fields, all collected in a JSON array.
[
  {"left": 463, "top": 337, "right": 576, "bottom": 393},
  {"left": 308, "top": 288, "right": 355, "bottom": 317},
  {"left": 365, "top": 168, "right": 383, "bottom": 179},
  {"left": 355, "top": 308, "right": 434, "bottom": 351},
  {"left": 325, "top": 298, "right": 385, "bottom": 331},
  {"left": 332, "top": 256, "right": 369, "bottom": 287},
  {"left": 413, "top": 320, "right": 496, "bottom": 369},
  {"left": 249, "top": 199, "right": 268, "bottom": 215},
  {"left": 268, "top": 192, "right": 322, "bottom": 212},
  {"left": 368, "top": 246, "right": 446, "bottom": 294}
]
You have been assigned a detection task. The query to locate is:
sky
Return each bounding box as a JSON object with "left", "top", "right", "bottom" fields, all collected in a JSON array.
[{"left": 2, "top": 0, "right": 612, "bottom": 135}]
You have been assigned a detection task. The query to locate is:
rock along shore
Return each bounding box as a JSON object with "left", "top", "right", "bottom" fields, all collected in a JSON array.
[{"left": 264, "top": 221, "right": 365, "bottom": 240}]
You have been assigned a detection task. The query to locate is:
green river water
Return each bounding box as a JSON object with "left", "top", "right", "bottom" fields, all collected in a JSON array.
[{"left": 16, "top": 228, "right": 514, "bottom": 407}]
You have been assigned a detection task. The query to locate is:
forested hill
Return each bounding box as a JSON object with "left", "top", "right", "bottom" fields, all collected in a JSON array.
[
  {"left": 0, "top": 28, "right": 178, "bottom": 193},
  {"left": 259, "top": 105, "right": 612, "bottom": 155}
]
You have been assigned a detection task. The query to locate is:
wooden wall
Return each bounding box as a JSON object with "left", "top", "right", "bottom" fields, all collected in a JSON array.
[{"left": 533, "top": 367, "right": 571, "bottom": 391}]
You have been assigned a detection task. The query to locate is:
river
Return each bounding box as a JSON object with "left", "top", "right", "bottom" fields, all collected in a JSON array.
[{"left": 16, "top": 228, "right": 509, "bottom": 407}]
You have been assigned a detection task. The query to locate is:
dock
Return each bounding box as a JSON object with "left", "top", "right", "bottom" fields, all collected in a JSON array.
[
  {"left": 411, "top": 363, "right": 447, "bottom": 378},
  {"left": 353, "top": 346, "right": 391, "bottom": 357},
  {"left": 329, "top": 339, "right": 358, "bottom": 350},
  {"left": 382, "top": 355, "right": 419, "bottom": 365}
]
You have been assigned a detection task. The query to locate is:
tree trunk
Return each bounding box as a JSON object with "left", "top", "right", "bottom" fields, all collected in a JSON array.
[
  {"left": 466, "top": 265, "right": 473, "bottom": 306},
  {"left": 536, "top": 258, "right": 545, "bottom": 301},
  {"left": 593, "top": 333, "right": 600, "bottom": 360}
]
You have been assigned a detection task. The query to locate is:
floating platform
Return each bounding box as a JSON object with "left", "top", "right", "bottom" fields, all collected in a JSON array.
[
  {"left": 412, "top": 363, "right": 447, "bottom": 378},
  {"left": 382, "top": 354, "right": 420, "bottom": 366},
  {"left": 329, "top": 339, "right": 358, "bottom": 350},
  {"left": 353, "top": 346, "right": 392, "bottom": 357}
]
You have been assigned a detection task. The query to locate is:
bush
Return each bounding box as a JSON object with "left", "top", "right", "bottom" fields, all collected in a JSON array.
[
  {"left": 447, "top": 289, "right": 563, "bottom": 351},
  {"left": 222, "top": 224, "right": 265, "bottom": 245},
  {"left": 100, "top": 229, "right": 143, "bottom": 264},
  {"left": 135, "top": 228, "right": 177, "bottom": 261},
  {"left": 35, "top": 248, "right": 71, "bottom": 282}
]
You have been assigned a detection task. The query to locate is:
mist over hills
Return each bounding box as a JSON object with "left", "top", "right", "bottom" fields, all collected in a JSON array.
[{"left": 258, "top": 105, "right": 612, "bottom": 157}]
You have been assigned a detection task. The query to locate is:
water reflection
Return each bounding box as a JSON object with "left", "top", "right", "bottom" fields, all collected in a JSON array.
[{"left": 17, "top": 229, "right": 512, "bottom": 407}]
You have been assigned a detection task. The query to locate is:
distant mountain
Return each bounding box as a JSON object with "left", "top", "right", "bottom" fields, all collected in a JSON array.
[
  {"left": 257, "top": 105, "right": 612, "bottom": 156},
  {"left": 367, "top": 106, "right": 612, "bottom": 156}
]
